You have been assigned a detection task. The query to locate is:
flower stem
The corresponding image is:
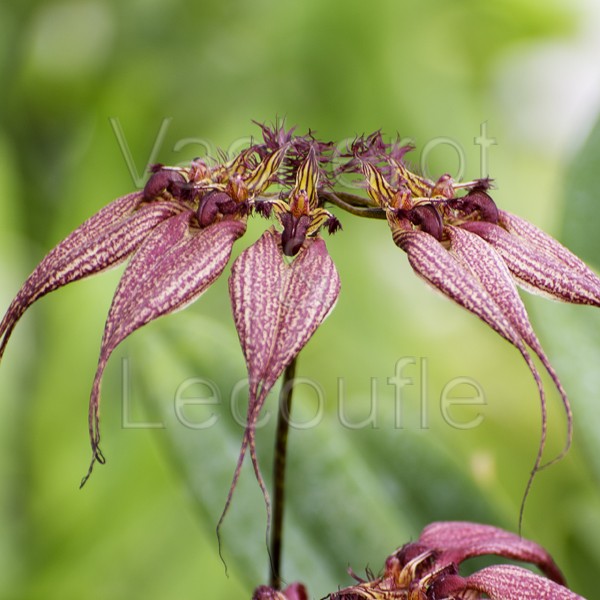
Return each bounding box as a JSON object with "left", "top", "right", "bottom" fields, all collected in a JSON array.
[
  {"left": 319, "top": 191, "right": 387, "bottom": 219},
  {"left": 270, "top": 356, "right": 298, "bottom": 589}
]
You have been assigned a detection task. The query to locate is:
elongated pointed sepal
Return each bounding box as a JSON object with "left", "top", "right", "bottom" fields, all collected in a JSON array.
[
  {"left": 396, "top": 228, "right": 554, "bottom": 523},
  {"left": 0, "top": 193, "right": 181, "bottom": 360},
  {"left": 82, "top": 215, "right": 246, "bottom": 484},
  {"left": 447, "top": 226, "right": 572, "bottom": 468},
  {"left": 223, "top": 228, "right": 340, "bottom": 526},
  {"left": 394, "top": 229, "right": 520, "bottom": 344},
  {"left": 463, "top": 220, "right": 600, "bottom": 305},
  {"left": 230, "top": 228, "right": 340, "bottom": 406}
]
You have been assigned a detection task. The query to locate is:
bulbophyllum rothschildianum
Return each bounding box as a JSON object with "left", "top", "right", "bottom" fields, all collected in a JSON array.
[
  {"left": 1, "top": 122, "right": 599, "bottom": 599},
  {"left": 252, "top": 522, "right": 583, "bottom": 599}
]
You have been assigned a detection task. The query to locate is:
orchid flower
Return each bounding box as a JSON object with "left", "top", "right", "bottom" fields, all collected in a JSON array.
[
  {"left": 328, "top": 521, "right": 584, "bottom": 599},
  {"left": 0, "top": 124, "right": 342, "bottom": 527},
  {"left": 253, "top": 582, "right": 308, "bottom": 600},
  {"left": 2, "top": 124, "right": 599, "bottom": 592},
  {"left": 221, "top": 147, "right": 341, "bottom": 534},
  {"left": 0, "top": 133, "right": 290, "bottom": 485},
  {"left": 353, "top": 136, "right": 600, "bottom": 521}
]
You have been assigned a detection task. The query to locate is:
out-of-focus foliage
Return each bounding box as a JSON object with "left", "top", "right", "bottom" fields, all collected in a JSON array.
[{"left": 1, "top": 0, "right": 599, "bottom": 598}]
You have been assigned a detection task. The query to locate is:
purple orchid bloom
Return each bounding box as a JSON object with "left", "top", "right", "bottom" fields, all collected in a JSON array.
[
  {"left": 2, "top": 124, "right": 599, "bottom": 594},
  {"left": 220, "top": 147, "right": 341, "bottom": 532},
  {"left": 356, "top": 143, "right": 600, "bottom": 521},
  {"left": 0, "top": 136, "right": 292, "bottom": 485},
  {"left": 254, "top": 521, "right": 584, "bottom": 599},
  {"left": 0, "top": 124, "right": 342, "bottom": 528},
  {"left": 330, "top": 521, "right": 584, "bottom": 599}
]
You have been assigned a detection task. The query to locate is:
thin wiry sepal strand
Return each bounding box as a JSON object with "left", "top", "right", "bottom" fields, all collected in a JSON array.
[{"left": 447, "top": 226, "right": 572, "bottom": 468}]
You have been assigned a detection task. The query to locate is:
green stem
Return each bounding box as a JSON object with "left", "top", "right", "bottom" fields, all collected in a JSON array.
[
  {"left": 319, "top": 191, "right": 387, "bottom": 219},
  {"left": 270, "top": 356, "right": 298, "bottom": 589}
]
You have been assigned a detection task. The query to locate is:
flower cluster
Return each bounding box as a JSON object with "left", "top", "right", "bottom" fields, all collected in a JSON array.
[
  {"left": 252, "top": 522, "right": 584, "bottom": 599},
  {"left": 0, "top": 123, "right": 344, "bottom": 529},
  {"left": 1, "top": 122, "right": 599, "bottom": 579},
  {"left": 327, "top": 521, "right": 582, "bottom": 599},
  {"left": 351, "top": 133, "right": 600, "bottom": 520}
]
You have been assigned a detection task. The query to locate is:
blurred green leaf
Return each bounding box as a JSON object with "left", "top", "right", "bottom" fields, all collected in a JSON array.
[
  {"left": 523, "top": 111, "right": 600, "bottom": 598},
  {"left": 563, "top": 116, "right": 600, "bottom": 266},
  {"left": 135, "top": 314, "right": 505, "bottom": 596}
]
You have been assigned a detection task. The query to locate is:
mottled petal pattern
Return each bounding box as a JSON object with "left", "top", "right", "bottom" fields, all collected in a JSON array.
[
  {"left": 222, "top": 228, "right": 340, "bottom": 528},
  {"left": 416, "top": 521, "right": 565, "bottom": 584},
  {"left": 464, "top": 565, "right": 584, "bottom": 600},
  {"left": 447, "top": 225, "right": 572, "bottom": 468},
  {"left": 394, "top": 229, "right": 523, "bottom": 345},
  {"left": 0, "top": 194, "right": 178, "bottom": 360},
  {"left": 498, "top": 210, "right": 594, "bottom": 274},
  {"left": 462, "top": 220, "right": 600, "bottom": 305},
  {"left": 82, "top": 215, "right": 246, "bottom": 484},
  {"left": 230, "top": 228, "right": 340, "bottom": 412},
  {"left": 396, "top": 227, "right": 559, "bottom": 522}
]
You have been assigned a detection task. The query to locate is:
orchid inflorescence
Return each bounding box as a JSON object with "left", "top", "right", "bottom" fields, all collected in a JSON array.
[
  {"left": 255, "top": 521, "right": 584, "bottom": 599},
  {"left": 1, "top": 121, "right": 598, "bottom": 597}
]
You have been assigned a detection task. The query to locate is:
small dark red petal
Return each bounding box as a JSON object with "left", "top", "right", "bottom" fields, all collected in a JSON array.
[
  {"left": 196, "top": 191, "right": 237, "bottom": 227},
  {"left": 143, "top": 169, "right": 187, "bottom": 201},
  {"left": 281, "top": 213, "right": 312, "bottom": 256},
  {"left": 409, "top": 205, "right": 443, "bottom": 240},
  {"left": 449, "top": 189, "right": 499, "bottom": 223}
]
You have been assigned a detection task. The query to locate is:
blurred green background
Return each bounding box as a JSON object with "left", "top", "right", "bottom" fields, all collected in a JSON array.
[{"left": 2, "top": 0, "right": 600, "bottom": 598}]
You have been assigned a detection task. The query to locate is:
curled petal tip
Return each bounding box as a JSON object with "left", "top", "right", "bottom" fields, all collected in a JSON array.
[
  {"left": 84, "top": 214, "right": 245, "bottom": 484},
  {"left": 417, "top": 520, "right": 565, "bottom": 585}
]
